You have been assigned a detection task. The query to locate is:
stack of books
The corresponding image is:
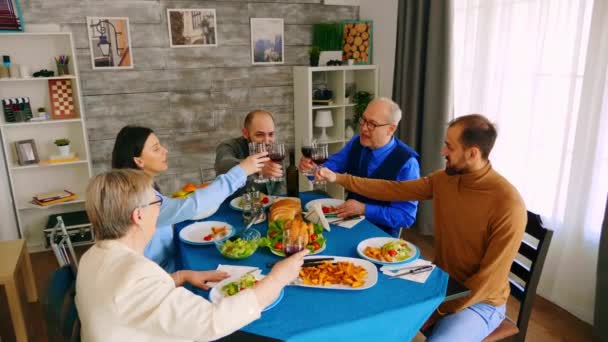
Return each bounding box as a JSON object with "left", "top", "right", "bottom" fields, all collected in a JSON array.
[
  {"left": 39, "top": 152, "right": 78, "bottom": 165},
  {"left": 32, "top": 190, "right": 76, "bottom": 206}
]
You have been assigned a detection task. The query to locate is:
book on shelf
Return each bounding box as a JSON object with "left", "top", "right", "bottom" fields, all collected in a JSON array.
[
  {"left": 39, "top": 152, "right": 79, "bottom": 165},
  {"left": 32, "top": 190, "right": 77, "bottom": 206}
]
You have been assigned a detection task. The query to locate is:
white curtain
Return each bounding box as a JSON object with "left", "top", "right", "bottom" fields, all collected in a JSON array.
[{"left": 453, "top": 0, "right": 608, "bottom": 323}]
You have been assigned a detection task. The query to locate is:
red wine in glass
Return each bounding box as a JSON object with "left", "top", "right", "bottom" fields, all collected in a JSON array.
[
  {"left": 312, "top": 157, "right": 327, "bottom": 165},
  {"left": 301, "top": 146, "right": 313, "bottom": 158},
  {"left": 284, "top": 245, "right": 304, "bottom": 257},
  {"left": 270, "top": 153, "right": 285, "bottom": 162}
]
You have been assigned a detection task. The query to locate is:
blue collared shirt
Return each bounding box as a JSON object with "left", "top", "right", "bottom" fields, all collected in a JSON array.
[
  {"left": 144, "top": 165, "right": 247, "bottom": 272},
  {"left": 323, "top": 135, "right": 420, "bottom": 230}
]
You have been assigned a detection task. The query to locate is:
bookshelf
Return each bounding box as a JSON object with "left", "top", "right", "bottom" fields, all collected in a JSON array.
[
  {"left": 293, "top": 65, "right": 378, "bottom": 198},
  {"left": 0, "top": 32, "right": 93, "bottom": 252}
]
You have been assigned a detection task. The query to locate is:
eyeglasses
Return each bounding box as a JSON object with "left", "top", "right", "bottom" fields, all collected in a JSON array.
[
  {"left": 140, "top": 194, "right": 163, "bottom": 208},
  {"left": 359, "top": 117, "right": 392, "bottom": 131}
]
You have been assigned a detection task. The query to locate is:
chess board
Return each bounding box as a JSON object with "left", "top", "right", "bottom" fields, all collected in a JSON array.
[{"left": 48, "top": 79, "right": 76, "bottom": 119}]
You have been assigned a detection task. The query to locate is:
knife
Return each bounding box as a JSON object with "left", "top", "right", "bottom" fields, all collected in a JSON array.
[
  {"left": 388, "top": 265, "right": 433, "bottom": 279},
  {"left": 330, "top": 215, "right": 362, "bottom": 225}
]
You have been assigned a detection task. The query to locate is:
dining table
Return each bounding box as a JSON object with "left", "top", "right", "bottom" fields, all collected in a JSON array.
[{"left": 174, "top": 192, "right": 464, "bottom": 342}]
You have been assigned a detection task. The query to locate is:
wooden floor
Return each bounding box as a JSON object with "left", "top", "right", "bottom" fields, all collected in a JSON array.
[{"left": 0, "top": 233, "right": 599, "bottom": 342}]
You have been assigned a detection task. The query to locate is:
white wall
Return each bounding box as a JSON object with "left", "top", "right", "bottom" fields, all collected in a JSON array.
[
  {"left": 0, "top": 149, "right": 18, "bottom": 240},
  {"left": 359, "top": 0, "right": 399, "bottom": 98}
]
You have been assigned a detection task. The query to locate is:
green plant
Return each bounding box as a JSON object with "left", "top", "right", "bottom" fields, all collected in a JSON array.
[
  {"left": 352, "top": 91, "right": 373, "bottom": 129},
  {"left": 312, "top": 23, "right": 343, "bottom": 51},
  {"left": 308, "top": 46, "right": 321, "bottom": 59},
  {"left": 37, "top": 107, "right": 46, "bottom": 113},
  {"left": 54, "top": 138, "right": 70, "bottom": 146}
]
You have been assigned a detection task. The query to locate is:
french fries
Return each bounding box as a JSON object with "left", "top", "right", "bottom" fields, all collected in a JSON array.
[{"left": 299, "top": 261, "right": 367, "bottom": 288}]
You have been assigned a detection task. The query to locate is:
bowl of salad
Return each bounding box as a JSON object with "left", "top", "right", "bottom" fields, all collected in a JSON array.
[{"left": 214, "top": 228, "right": 260, "bottom": 259}]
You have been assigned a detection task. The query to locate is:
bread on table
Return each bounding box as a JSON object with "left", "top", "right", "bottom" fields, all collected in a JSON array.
[{"left": 269, "top": 198, "right": 302, "bottom": 222}]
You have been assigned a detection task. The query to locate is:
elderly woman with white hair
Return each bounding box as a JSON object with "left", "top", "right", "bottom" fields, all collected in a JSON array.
[
  {"left": 76, "top": 169, "right": 307, "bottom": 341},
  {"left": 299, "top": 97, "right": 421, "bottom": 237}
]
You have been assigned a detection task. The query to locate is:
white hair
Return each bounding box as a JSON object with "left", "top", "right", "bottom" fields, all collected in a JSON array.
[{"left": 371, "top": 97, "right": 402, "bottom": 124}]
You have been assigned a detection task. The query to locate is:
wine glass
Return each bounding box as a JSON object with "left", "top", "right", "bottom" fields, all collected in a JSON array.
[
  {"left": 248, "top": 142, "right": 268, "bottom": 184},
  {"left": 301, "top": 137, "right": 316, "bottom": 176},
  {"left": 283, "top": 228, "right": 306, "bottom": 257},
  {"left": 311, "top": 144, "right": 329, "bottom": 185},
  {"left": 267, "top": 142, "right": 285, "bottom": 182}
]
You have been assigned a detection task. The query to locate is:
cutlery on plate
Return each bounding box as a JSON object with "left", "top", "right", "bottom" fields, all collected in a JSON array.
[
  {"left": 388, "top": 265, "right": 433, "bottom": 279},
  {"left": 265, "top": 257, "right": 334, "bottom": 268},
  {"left": 330, "top": 215, "right": 362, "bottom": 225}
]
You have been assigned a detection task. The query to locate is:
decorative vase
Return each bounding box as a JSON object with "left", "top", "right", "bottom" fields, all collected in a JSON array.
[
  {"left": 58, "top": 145, "right": 70, "bottom": 157},
  {"left": 310, "top": 56, "right": 319, "bottom": 67},
  {"left": 345, "top": 125, "right": 355, "bottom": 139}
]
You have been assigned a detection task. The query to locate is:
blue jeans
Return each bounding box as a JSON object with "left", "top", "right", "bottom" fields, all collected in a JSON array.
[{"left": 426, "top": 302, "right": 506, "bottom": 342}]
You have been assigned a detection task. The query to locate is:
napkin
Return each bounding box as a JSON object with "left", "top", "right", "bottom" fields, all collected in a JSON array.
[
  {"left": 380, "top": 259, "right": 435, "bottom": 283},
  {"left": 326, "top": 215, "right": 365, "bottom": 229},
  {"left": 304, "top": 202, "right": 330, "bottom": 231},
  {"left": 206, "top": 265, "right": 261, "bottom": 288}
]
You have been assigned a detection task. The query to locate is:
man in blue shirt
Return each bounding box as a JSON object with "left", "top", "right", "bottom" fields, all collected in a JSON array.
[{"left": 300, "top": 97, "right": 420, "bottom": 237}]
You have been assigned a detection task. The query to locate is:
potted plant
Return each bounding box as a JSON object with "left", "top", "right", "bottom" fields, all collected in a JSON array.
[
  {"left": 353, "top": 91, "right": 373, "bottom": 130},
  {"left": 54, "top": 138, "right": 71, "bottom": 157},
  {"left": 308, "top": 46, "right": 320, "bottom": 66}
]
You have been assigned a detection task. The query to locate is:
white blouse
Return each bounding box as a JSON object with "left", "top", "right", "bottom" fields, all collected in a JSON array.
[{"left": 76, "top": 240, "right": 261, "bottom": 342}]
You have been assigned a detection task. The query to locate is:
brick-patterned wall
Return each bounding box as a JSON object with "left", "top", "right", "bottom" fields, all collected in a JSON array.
[{"left": 20, "top": 0, "right": 358, "bottom": 192}]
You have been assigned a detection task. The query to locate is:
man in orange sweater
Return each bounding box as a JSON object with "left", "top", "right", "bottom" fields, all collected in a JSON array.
[{"left": 317, "top": 114, "right": 526, "bottom": 341}]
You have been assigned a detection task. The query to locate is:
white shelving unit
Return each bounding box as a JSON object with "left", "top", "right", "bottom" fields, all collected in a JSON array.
[
  {"left": 293, "top": 65, "right": 378, "bottom": 198},
  {"left": 0, "top": 33, "right": 93, "bottom": 252}
]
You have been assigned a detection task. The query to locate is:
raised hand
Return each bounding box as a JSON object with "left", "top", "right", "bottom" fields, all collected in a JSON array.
[
  {"left": 315, "top": 167, "right": 337, "bottom": 183},
  {"left": 240, "top": 152, "right": 270, "bottom": 176}
]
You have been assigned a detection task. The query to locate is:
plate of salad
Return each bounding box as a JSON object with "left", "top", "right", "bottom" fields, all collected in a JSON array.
[
  {"left": 229, "top": 194, "right": 273, "bottom": 211},
  {"left": 209, "top": 272, "right": 284, "bottom": 312},
  {"left": 261, "top": 219, "right": 326, "bottom": 257},
  {"left": 356, "top": 237, "right": 420, "bottom": 265}
]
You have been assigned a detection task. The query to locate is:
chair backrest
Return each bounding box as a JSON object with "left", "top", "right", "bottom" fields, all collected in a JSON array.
[
  {"left": 508, "top": 211, "right": 553, "bottom": 340},
  {"left": 43, "top": 264, "right": 80, "bottom": 342}
]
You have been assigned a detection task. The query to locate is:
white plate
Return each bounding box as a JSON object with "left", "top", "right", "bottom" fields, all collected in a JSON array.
[
  {"left": 305, "top": 198, "right": 345, "bottom": 217},
  {"left": 179, "top": 221, "right": 233, "bottom": 245},
  {"left": 209, "top": 274, "right": 283, "bottom": 312},
  {"left": 229, "top": 195, "right": 273, "bottom": 211},
  {"left": 269, "top": 242, "right": 326, "bottom": 257},
  {"left": 292, "top": 256, "right": 378, "bottom": 290},
  {"left": 356, "top": 237, "right": 420, "bottom": 265}
]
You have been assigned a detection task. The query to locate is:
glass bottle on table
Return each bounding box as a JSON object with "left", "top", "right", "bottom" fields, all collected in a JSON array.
[
  {"left": 286, "top": 149, "right": 299, "bottom": 198},
  {"left": 248, "top": 142, "right": 269, "bottom": 184}
]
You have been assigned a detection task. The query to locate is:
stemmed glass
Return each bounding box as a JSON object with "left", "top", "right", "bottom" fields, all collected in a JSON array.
[
  {"left": 267, "top": 142, "right": 286, "bottom": 182},
  {"left": 248, "top": 142, "right": 268, "bottom": 184},
  {"left": 301, "top": 137, "right": 316, "bottom": 176},
  {"left": 311, "top": 144, "right": 329, "bottom": 185},
  {"left": 283, "top": 228, "right": 306, "bottom": 257}
]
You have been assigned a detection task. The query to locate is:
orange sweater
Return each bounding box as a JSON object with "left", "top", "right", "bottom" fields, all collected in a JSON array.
[{"left": 336, "top": 163, "right": 526, "bottom": 313}]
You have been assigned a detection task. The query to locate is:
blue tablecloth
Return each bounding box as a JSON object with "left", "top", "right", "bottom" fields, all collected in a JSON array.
[{"left": 175, "top": 192, "right": 448, "bottom": 342}]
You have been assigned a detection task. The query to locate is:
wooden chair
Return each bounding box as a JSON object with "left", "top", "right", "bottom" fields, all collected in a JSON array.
[
  {"left": 43, "top": 264, "right": 80, "bottom": 342},
  {"left": 484, "top": 211, "right": 554, "bottom": 341}
]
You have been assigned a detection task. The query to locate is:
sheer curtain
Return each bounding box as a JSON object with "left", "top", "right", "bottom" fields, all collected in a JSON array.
[{"left": 453, "top": 0, "right": 608, "bottom": 323}]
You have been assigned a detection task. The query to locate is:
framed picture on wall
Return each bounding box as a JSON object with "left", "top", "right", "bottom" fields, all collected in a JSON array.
[
  {"left": 167, "top": 9, "right": 217, "bottom": 48},
  {"left": 86, "top": 17, "right": 134, "bottom": 69},
  {"left": 0, "top": 0, "right": 24, "bottom": 32},
  {"left": 250, "top": 18, "right": 284, "bottom": 65},
  {"left": 14, "top": 139, "right": 39, "bottom": 165},
  {"left": 342, "top": 20, "right": 373, "bottom": 64}
]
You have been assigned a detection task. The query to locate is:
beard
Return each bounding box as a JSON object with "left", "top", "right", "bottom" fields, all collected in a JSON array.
[{"left": 444, "top": 158, "right": 465, "bottom": 176}]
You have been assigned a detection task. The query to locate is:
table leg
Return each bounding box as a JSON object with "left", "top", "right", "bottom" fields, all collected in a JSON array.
[
  {"left": 5, "top": 276, "right": 28, "bottom": 342},
  {"left": 20, "top": 247, "right": 38, "bottom": 302}
]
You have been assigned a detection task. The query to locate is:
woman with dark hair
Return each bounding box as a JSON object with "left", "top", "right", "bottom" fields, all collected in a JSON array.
[{"left": 111, "top": 125, "right": 268, "bottom": 274}]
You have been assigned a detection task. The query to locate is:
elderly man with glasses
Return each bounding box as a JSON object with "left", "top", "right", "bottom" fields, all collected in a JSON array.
[{"left": 300, "top": 97, "right": 420, "bottom": 237}]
